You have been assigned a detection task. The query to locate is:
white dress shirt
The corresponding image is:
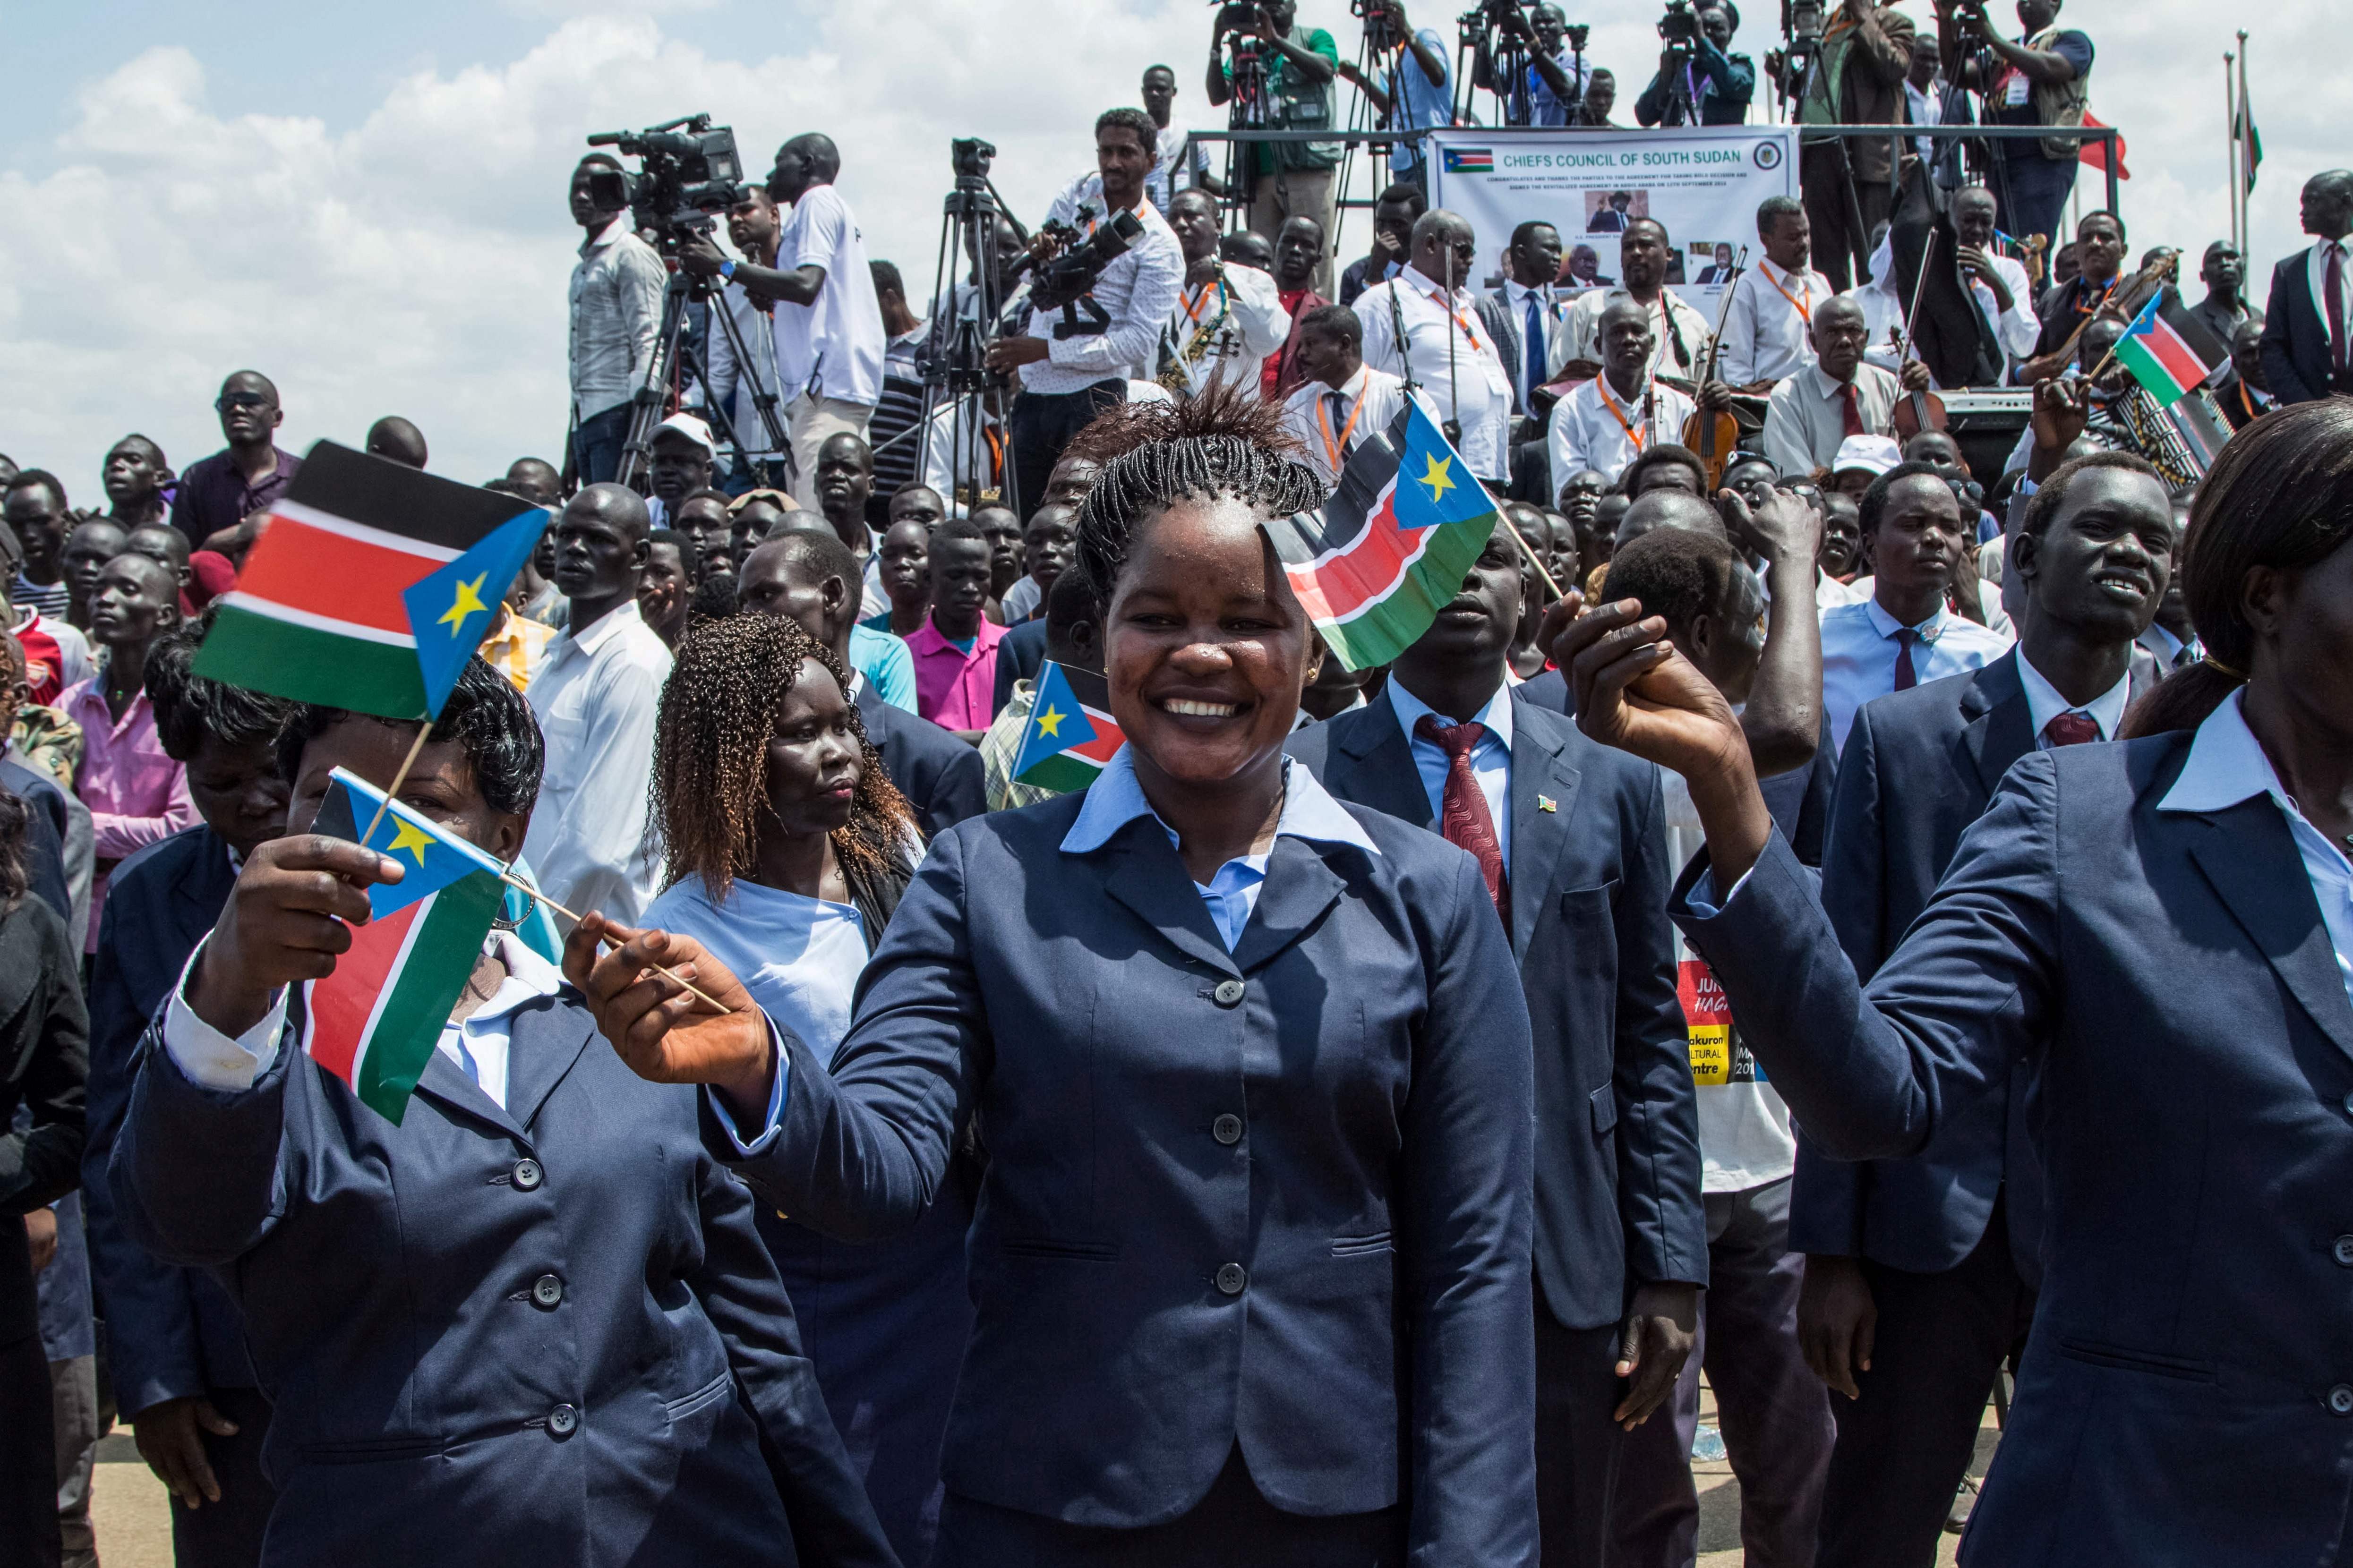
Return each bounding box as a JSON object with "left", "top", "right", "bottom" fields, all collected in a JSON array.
[
  {"left": 1547, "top": 372, "right": 1697, "bottom": 486},
  {"left": 1279, "top": 365, "right": 1435, "bottom": 486},
  {"left": 1386, "top": 679, "right": 1514, "bottom": 869},
  {"left": 2308, "top": 239, "right": 2353, "bottom": 349},
  {"left": 1717, "top": 260, "right": 1833, "bottom": 387},
  {"left": 771, "top": 184, "right": 887, "bottom": 409},
  {"left": 1563, "top": 287, "right": 1714, "bottom": 384},
  {"left": 2158, "top": 688, "right": 2353, "bottom": 1013},
  {"left": 2013, "top": 648, "right": 2131, "bottom": 747},
  {"left": 1162, "top": 262, "right": 1292, "bottom": 400},
  {"left": 522, "top": 599, "right": 673, "bottom": 922},
  {"left": 1974, "top": 253, "right": 2042, "bottom": 368},
  {"left": 1354, "top": 265, "right": 1514, "bottom": 481},
  {"left": 1819, "top": 594, "right": 2014, "bottom": 752},
  {"left": 1017, "top": 174, "right": 1186, "bottom": 397},
  {"left": 1762, "top": 360, "right": 1901, "bottom": 477}
]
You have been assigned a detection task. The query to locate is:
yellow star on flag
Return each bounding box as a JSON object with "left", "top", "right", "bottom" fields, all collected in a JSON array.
[
  {"left": 1035, "top": 705, "right": 1065, "bottom": 738},
  {"left": 437, "top": 573, "right": 488, "bottom": 634},
  {"left": 384, "top": 816, "right": 436, "bottom": 865},
  {"left": 1417, "top": 454, "right": 1456, "bottom": 504}
]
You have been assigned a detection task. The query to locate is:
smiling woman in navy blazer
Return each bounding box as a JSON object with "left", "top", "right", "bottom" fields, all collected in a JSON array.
[
  {"left": 1548, "top": 400, "right": 2353, "bottom": 1564},
  {"left": 576, "top": 386, "right": 1540, "bottom": 1565}
]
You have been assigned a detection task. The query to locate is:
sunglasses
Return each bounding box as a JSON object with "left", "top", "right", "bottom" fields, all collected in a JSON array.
[{"left": 216, "top": 393, "right": 273, "bottom": 411}]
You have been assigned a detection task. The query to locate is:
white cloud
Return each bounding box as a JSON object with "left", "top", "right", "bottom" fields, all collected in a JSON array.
[{"left": 0, "top": 3, "right": 2339, "bottom": 492}]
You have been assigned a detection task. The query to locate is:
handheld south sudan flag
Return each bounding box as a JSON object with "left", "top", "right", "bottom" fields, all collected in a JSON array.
[
  {"left": 1261, "top": 398, "right": 1499, "bottom": 671},
  {"left": 303, "top": 767, "right": 506, "bottom": 1123},
  {"left": 194, "top": 442, "right": 548, "bottom": 718},
  {"left": 1011, "top": 661, "right": 1126, "bottom": 793},
  {"left": 2114, "top": 287, "right": 2227, "bottom": 409}
]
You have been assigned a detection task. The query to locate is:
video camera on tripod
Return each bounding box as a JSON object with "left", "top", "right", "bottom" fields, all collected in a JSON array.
[
  {"left": 1460, "top": 0, "right": 1590, "bottom": 127},
  {"left": 1769, "top": 0, "right": 1827, "bottom": 110},
  {"left": 582, "top": 115, "right": 744, "bottom": 254},
  {"left": 1352, "top": 0, "right": 1403, "bottom": 51},
  {"left": 1024, "top": 207, "right": 1148, "bottom": 327}
]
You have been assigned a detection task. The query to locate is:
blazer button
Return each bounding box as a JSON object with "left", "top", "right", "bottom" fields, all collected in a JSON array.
[
  {"left": 2343, "top": 1091, "right": 2353, "bottom": 1118},
  {"left": 2329, "top": 1385, "right": 2353, "bottom": 1417},
  {"left": 531, "top": 1273, "right": 565, "bottom": 1308},
  {"left": 547, "top": 1403, "right": 580, "bottom": 1438},
  {"left": 512, "top": 1158, "right": 544, "bottom": 1192},
  {"left": 1212, "top": 979, "right": 1245, "bottom": 1007},
  {"left": 2335, "top": 1236, "right": 2353, "bottom": 1268},
  {"left": 1213, "top": 1114, "right": 1243, "bottom": 1145},
  {"left": 1215, "top": 1262, "right": 1248, "bottom": 1295}
]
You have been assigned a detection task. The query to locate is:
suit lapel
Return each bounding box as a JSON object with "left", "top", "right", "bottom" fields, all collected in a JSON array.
[
  {"left": 854, "top": 682, "right": 892, "bottom": 745},
  {"left": 1958, "top": 655, "right": 2034, "bottom": 798},
  {"left": 1506, "top": 713, "right": 1581, "bottom": 957},
  {"left": 173, "top": 830, "right": 237, "bottom": 951},
  {"left": 410, "top": 1048, "right": 530, "bottom": 1145},
  {"left": 1330, "top": 706, "right": 1433, "bottom": 827},
  {"left": 2186, "top": 803, "right": 2353, "bottom": 1067},
  {"left": 1230, "top": 837, "right": 1345, "bottom": 975},
  {"left": 502, "top": 1000, "right": 593, "bottom": 1134},
  {"left": 1096, "top": 825, "right": 1240, "bottom": 979}
]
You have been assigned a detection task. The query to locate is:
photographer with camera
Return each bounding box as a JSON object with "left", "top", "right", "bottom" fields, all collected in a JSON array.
[
  {"left": 1333, "top": 0, "right": 1454, "bottom": 191},
  {"left": 567, "top": 153, "right": 668, "bottom": 487},
  {"left": 1206, "top": 0, "right": 1342, "bottom": 295},
  {"left": 1635, "top": 1, "right": 1755, "bottom": 127},
  {"left": 1937, "top": 0, "right": 2094, "bottom": 252},
  {"left": 1780, "top": 0, "right": 1915, "bottom": 291},
  {"left": 983, "top": 108, "right": 1184, "bottom": 512},
  {"left": 1472, "top": 3, "right": 1592, "bottom": 128}
]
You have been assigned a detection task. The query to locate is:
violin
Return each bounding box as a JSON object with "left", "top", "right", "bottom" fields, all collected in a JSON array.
[
  {"left": 1679, "top": 244, "right": 1750, "bottom": 493},
  {"left": 1891, "top": 230, "right": 1949, "bottom": 440}
]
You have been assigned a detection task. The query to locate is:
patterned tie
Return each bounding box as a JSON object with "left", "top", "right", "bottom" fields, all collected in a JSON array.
[
  {"left": 1891, "top": 627, "right": 1920, "bottom": 690},
  {"left": 2329, "top": 242, "right": 2349, "bottom": 375},
  {"left": 1415, "top": 716, "right": 1510, "bottom": 922},
  {"left": 1524, "top": 291, "right": 1548, "bottom": 410},
  {"left": 2042, "top": 711, "right": 2101, "bottom": 747},
  {"left": 1840, "top": 382, "right": 1865, "bottom": 438}
]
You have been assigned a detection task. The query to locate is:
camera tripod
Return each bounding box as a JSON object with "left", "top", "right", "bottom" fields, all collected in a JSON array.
[
  {"left": 615, "top": 235, "right": 795, "bottom": 494},
  {"left": 911, "top": 157, "right": 1023, "bottom": 519}
]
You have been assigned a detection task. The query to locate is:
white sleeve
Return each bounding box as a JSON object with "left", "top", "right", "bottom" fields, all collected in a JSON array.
[
  {"left": 1565, "top": 294, "right": 1603, "bottom": 363},
  {"left": 1761, "top": 382, "right": 1813, "bottom": 477},
  {"left": 531, "top": 658, "right": 666, "bottom": 919},
  {"left": 1718, "top": 275, "right": 1760, "bottom": 386},
  {"left": 1998, "top": 260, "right": 2041, "bottom": 360},
  {"left": 1547, "top": 394, "right": 1587, "bottom": 485},
  {"left": 1046, "top": 230, "right": 1186, "bottom": 380},
  {"left": 1232, "top": 267, "right": 1292, "bottom": 361},
  {"left": 1356, "top": 287, "right": 1404, "bottom": 376},
  {"left": 789, "top": 190, "right": 844, "bottom": 276},
  {"left": 161, "top": 939, "right": 288, "bottom": 1092}
]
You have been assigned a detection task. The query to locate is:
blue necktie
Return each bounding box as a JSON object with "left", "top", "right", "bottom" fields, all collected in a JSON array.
[{"left": 1523, "top": 292, "right": 1547, "bottom": 410}]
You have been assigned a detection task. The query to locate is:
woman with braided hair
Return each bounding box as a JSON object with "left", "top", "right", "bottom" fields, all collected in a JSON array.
[
  {"left": 640, "top": 612, "right": 968, "bottom": 1566},
  {"left": 572, "top": 381, "right": 1540, "bottom": 1564}
]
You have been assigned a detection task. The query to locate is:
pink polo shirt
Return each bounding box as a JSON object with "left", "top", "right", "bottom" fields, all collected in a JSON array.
[
  {"left": 62, "top": 676, "right": 197, "bottom": 950},
  {"left": 905, "top": 616, "right": 1007, "bottom": 732}
]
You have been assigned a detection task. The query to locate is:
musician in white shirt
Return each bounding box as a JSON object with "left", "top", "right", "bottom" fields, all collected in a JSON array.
[
  {"left": 1160, "top": 189, "right": 1292, "bottom": 399},
  {"left": 1280, "top": 305, "right": 1443, "bottom": 486},
  {"left": 1548, "top": 297, "right": 1698, "bottom": 485},
  {"left": 1714, "top": 196, "right": 1835, "bottom": 390},
  {"left": 1354, "top": 210, "right": 1514, "bottom": 482}
]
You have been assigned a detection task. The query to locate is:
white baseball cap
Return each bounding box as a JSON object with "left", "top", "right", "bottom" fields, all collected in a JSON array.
[{"left": 1831, "top": 434, "right": 1903, "bottom": 478}]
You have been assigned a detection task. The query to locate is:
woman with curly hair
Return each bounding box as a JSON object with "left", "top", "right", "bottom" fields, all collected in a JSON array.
[
  {"left": 574, "top": 383, "right": 1540, "bottom": 1565},
  {"left": 640, "top": 612, "right": 959, "bottom": 1565}
]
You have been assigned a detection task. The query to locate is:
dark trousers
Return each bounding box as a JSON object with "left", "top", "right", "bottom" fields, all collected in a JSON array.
[
  {"left": 1814, "top": 1202, "right": 2034, "bottom": 1568},
  {"left": 166, "top": 1385, "right": 277, "bottom": 1568},
  {"left": 1800, "top": 142, "right": 1896, "bottom": 293},
  {"left": 1006, "top": 380, "right": 1124, "bottom": 520},
  {"left": 933, "top": 1444, "right": 1406, "bottom": 1567},
  {"left": 1609, "top": 1177, "right": 1833, "bottom": 1568},
  {"left": 1, "top": 1330, "right": 60, "bottom": 1568},
  {"left": 1534, "top": 1293, "right": 1626, "bottom": 1568},
  {"left": 571, "top": 402, "right": 631, "bottom": 487},
  {"left": 1996, "top": 152, "right": 2080, "bottom": 253}
]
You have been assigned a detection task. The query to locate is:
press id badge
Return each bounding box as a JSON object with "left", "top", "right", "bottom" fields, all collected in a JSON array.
[{"left": 2000, "top": 68, "right": 2029, "bottom": 106}]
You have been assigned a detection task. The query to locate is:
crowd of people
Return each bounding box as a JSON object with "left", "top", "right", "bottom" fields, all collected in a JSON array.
[{"left": 4, "top": 8, "right": 2353, "bottom": 1566}]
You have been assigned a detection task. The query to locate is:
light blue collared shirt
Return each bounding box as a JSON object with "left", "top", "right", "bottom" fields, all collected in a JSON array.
[
  {"left": 1819, "top": 596, "right": 2013, "bottom": 754},
  {"left": 1061, "top": 745, "right": 1380, "bottom": 949},
  {"left": 1386, "top": 679, "right": 1515, "bottom": 870},
  {"left": 2012, "top": 648, "right": 2132, "bottom": 749}
]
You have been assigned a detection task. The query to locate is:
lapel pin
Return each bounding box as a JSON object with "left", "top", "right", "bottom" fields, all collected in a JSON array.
[{"left": 1537, "top": 794, "right": 1557, "bottom": 813}]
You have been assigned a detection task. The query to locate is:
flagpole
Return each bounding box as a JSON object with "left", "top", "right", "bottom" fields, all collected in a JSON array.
[
  {"left": 2224, "top": 52, "right": 2238, "bottom": 254},
  {"left": 1496, "top": 505, "right": 1564, "bottom": 602},
  {"left": 496, "top": 872, "right": 731, "bottom": 1014},
  {"left": 359, "top": 721, "right": 436, "bottom": 847},
  {"left": 2236, "top": 35, "right": 2252, "bottom": 252}
]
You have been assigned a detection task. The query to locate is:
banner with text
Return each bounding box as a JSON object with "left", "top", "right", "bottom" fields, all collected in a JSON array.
[{"left": 1427, "top": 126, "right": 1800, "bottom": 313}]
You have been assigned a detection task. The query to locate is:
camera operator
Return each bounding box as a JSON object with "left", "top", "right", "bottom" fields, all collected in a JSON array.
[
  {"left": 1782, "top": 0, "right": 1915, "bottom": 291},
  {"left": 1473, "top": 4, "right": 1592, "bottom": 127},
  {"left": 983, "top": 108, "right": 1184, "bottom": 511},
  {"left": 679, "top": 133, "right": 886, "bottom": 510},
  {"left": 1333, "top": 0, "right": 1454, "bottom": 192},
  {"left": 1937, "top": 0, "right": 2095, "bottom": 252},
  {"left": 1635, "top": 2, "right": 1755, "bottom": 126},
  {"left": 1206, "top": 0, "right": 1342, "bottom": 295},
  {"left": 681, "top": 185, "right": 791, "bottom": 491},
  {"left": 567, "top": 153, "right": 667, "bottom": 486}
]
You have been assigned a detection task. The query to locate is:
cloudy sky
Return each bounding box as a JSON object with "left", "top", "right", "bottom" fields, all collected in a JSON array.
[{"left": 0, "top": 0, "right": 2335, "bottom": 489}]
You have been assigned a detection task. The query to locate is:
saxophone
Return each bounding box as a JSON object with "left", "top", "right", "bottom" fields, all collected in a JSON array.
[{"left": 1159, "top": 265, "right": 1234, "bottom": 398}]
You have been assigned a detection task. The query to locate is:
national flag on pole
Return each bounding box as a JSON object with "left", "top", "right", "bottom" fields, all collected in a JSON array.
[
  {"left": 194, "top": 442, "right": 546, "bottom": 719},
  {"left": 1260, "top": 399, "right": 1500, "bottom": 672},
  {"left": 1011, "top": 661, "right": 1126, "bottom": 794},
  {"left": 2114, "top": 287, "right": 2229, "bottom": 409},
  {"left": 2077, "top": 113, "right": 2128, "bottom": 179},
  {"left": 2233, "top": 74, "right": 2262, "bottom": 195},
  {"left": 313, "top": 767, "right": 512, "bottom": 920}
]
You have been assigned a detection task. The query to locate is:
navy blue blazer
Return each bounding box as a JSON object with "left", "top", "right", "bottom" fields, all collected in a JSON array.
[
  {"left": 1673, "top": 734, "right": 2353, "bottom": 1564},
  {"left": 856, "top": 681, "right": 986, "bottom": 841},
  {"left": 720, "top": 790, "right": 1538, "bottom": 1561},
  {"left": 1287, "top": 690, "right": 1705, "bottom": 1330},
  {"left": 992, "top": 616, "right": 1048, "bottom": 714},
  {"left": 113, "top": 991, "right": 898, "bottom": 1568},
  {"left": 2259, "top": 248, "right": 2350, "bottom": 405},
  {"left": 81, "top": 826, "right": 258, "bottom": 1415},
  {"left": 2, "top": 759, "right": 71, "bottom": 927}
]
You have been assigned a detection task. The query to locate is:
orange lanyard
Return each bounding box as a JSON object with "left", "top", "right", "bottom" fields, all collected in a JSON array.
[
  {"left": 1762, "top": 263, "right": 1814, "bottom": 324},
  {"left": 1596, "top": 377, "right": 1650, "bottom": 451},
  {"left": 983, "top": 426, "right": 1005, "bottom": 480},
  {"left": 1316, "top": 384, "right": 1368, "bottom": 469},
  {"left": 1427, "top": 290, "right": 1484, "bottom": 352},
  {"left": 1181, "top": 277, "right": 1227, "bottom": 324}
]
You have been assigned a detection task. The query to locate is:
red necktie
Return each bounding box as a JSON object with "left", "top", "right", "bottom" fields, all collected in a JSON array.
[
  {"left": 1415, "top": 716, "right": 1509, "bottom": 923},
  {"left": 1840, "top": 382, "right": 1865, "bottom": 437},
  {"left": 2329, "top": 243, "right": 2349, "bottom": 374},
  {"left": 1891, "top": 628, "right": 1920, "bottom": 690},
  {"left": 2042, "top": 711, "right": 2101, "bottom": 747}
]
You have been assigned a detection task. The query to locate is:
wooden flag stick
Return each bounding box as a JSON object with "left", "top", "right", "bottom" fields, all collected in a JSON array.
[
  {"left": 359, "top": 721, "right": 435, "bottom": 849},
  {"left": 1497, "top": 508, "right": 1566, "bottom": 602},
  {"left": 495, "top": 872, "right": 730, "bottom": 1015}
]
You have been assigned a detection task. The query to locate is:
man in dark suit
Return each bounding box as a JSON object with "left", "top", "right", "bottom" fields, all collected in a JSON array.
[
  {"left": 1287, "top": 525, "right": 1703, "bottom": 1568},
  {"left": 82, "top": 620, "right": 292, "bottom": 1566},
  {"left": 1795, "top": 448, "right": 2175, "bottom": 1567},
  {"left": 739, "top": 529, "right": 986, "bottom": 840},
  {"left": 2258, "top": 169, "right": 2353, "bottom": 404},
  {"left": 1478, "top": 221, "right": 1574, "bottom": 424}
]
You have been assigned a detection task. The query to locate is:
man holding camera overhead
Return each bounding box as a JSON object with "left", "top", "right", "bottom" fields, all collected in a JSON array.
[
  {"left": 1206, "top": 0, "right": 1342, "bottom": 295},
  {"left": 1634, "top": 2, "right": 1756, "bottom": 127},
  {"left": 1473, "top": 4, "right": 1593, "bottom": 127},
  {"left": 984, "top": 108, "right": 1184, "bottom": 514}
]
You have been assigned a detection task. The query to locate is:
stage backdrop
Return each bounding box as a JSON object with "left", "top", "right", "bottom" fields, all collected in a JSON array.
[{"left": 1427, "top": 126, "right": 1801, "bottom": 313}]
